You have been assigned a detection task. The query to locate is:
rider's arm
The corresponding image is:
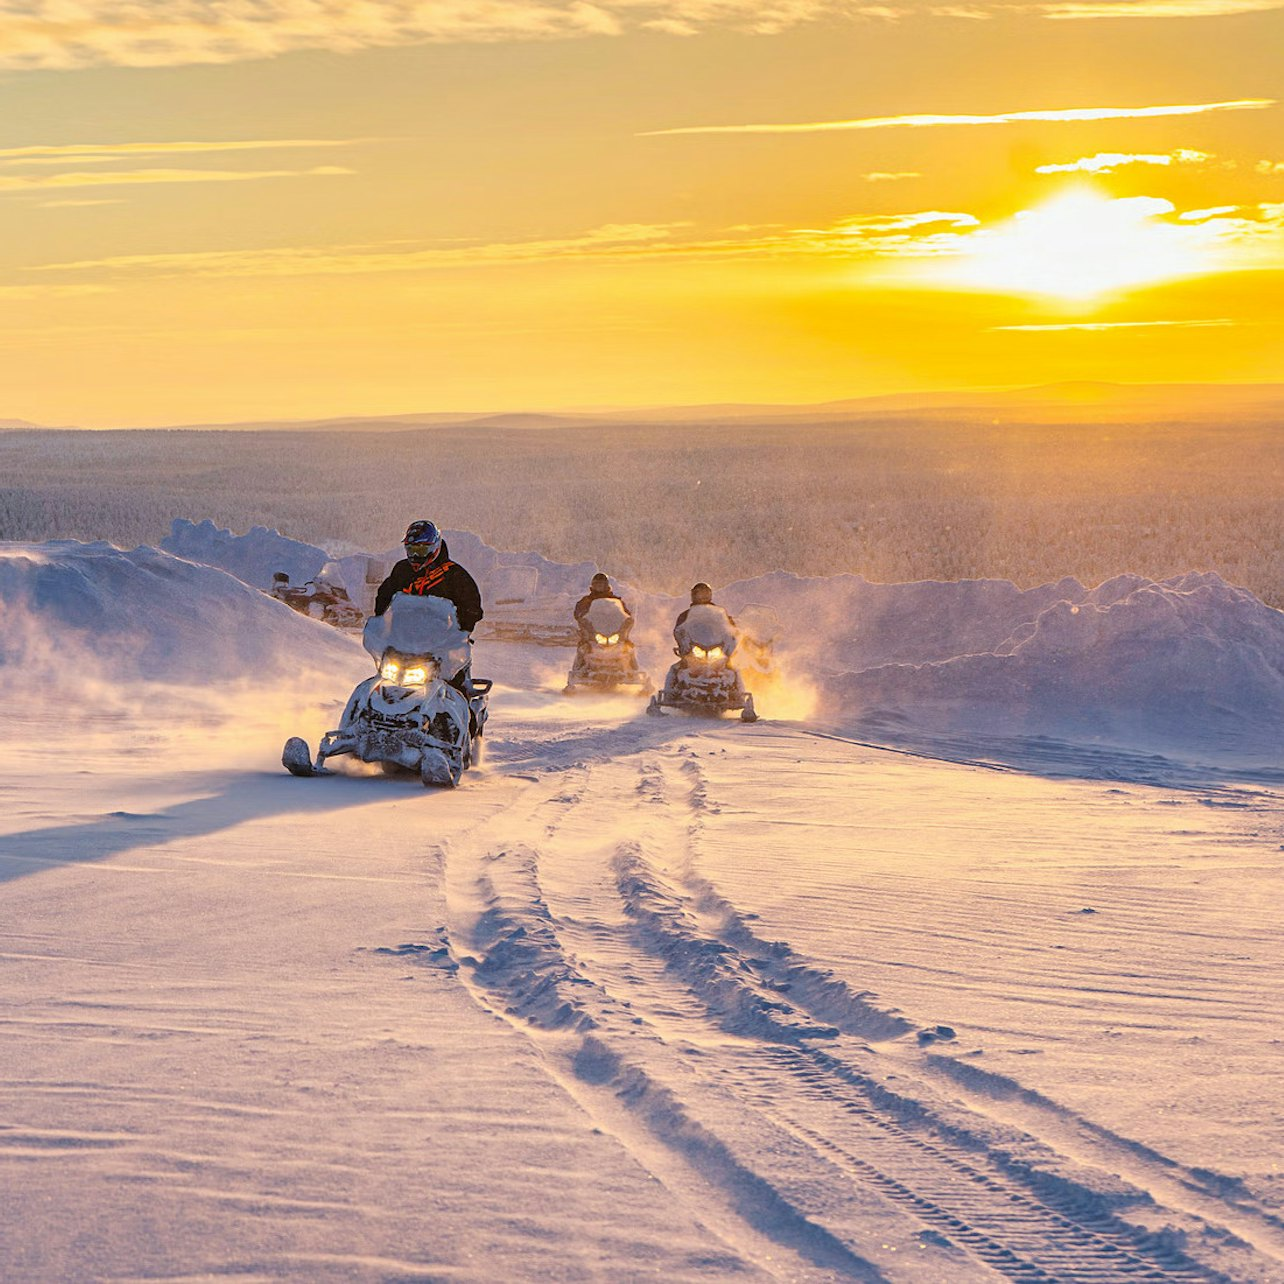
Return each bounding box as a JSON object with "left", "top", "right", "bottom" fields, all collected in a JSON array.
[
  {"left": 373, "top": 560, "right": 409, "bottom": 616},
  {"left": 452, "top": 565, "right": 484, "bottom": 632}
]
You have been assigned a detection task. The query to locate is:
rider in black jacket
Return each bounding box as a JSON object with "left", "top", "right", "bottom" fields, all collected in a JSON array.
[{"left": 374, "top": 520, "right": 484, "bottom": 632}]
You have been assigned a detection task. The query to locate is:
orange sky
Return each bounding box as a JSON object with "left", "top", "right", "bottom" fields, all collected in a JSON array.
[{"left": 0, "top": 2, "right": 1281, "bottom": 426}]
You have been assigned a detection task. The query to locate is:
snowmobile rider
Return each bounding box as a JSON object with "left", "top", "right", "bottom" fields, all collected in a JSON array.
[
  {"left": 374, "top": 520, "right": 484, "bottom": 710},
  {"left": 574, "top": 573, "right": 634, "bottom": 653},
  {"left": 374, "top": 520, "right": 484, "bottom": 631},
  {"left": 674, "top": 582, "right": 735, "bottom": 645}
]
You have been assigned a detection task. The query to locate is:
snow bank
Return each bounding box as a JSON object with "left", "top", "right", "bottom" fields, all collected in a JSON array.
[
  {"left": 161, "top": 518, "right": 328, "bottom": 591},
  {"left": 719, "top": 572, "right": 1085, "bottom": 670},
  {"left": 814, "top": 572, "right": 1284, "bottom": 753},
  {"left": 0, "top": 540, "right": 361, "bottom": 685},
  {"left": 163, "top": 517, "right": 628, "bottom": 626},
  {"left": 153, "top": 519, "right": 1284, "bottom": 756}
]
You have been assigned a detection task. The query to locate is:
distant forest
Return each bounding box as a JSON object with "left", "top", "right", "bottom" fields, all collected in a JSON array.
[{"left": 1, "top": 418, "right": 1280, "bottom": 608}]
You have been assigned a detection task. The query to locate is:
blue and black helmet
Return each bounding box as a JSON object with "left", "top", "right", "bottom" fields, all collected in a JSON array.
[{"left": 403, "top": 519, "right": 442, "bottom": 563}]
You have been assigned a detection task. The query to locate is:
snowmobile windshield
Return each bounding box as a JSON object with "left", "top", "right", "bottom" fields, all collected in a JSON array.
[
  {"left": 736, "top": 604, "right": 780, "bottom": 646},
  {"left": 679, "top": 603, "right": 736, "bottom": 654},
  {"left": 584, "top": 596, "right": 629, "bottom": 637},
  {"left": 363, "top": 593, "right": 471, "bottom": 681},
  {"left": 316, "top": 560, "right": 347, "bottom": 591}
]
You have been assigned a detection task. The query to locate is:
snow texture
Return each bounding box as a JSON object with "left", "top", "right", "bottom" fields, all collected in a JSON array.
[{"left": 0, "top": 527, "right": 1281, "bottom": 1282}]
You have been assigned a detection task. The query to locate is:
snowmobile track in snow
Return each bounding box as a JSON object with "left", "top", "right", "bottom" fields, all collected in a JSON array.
[{"left": 441, "top": 739, "right": 1272, "bottom": 1281}]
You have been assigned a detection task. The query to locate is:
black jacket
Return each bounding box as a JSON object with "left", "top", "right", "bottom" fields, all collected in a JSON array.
[{"left": 374, "top": 541, "right": 484, "bottom": 631}]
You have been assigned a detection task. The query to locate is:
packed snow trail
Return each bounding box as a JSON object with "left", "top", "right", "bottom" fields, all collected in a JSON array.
[
  {"left": 0, "top": 637, "right": 1280, "bottom": 1280},
  {"left": 439, "top": 696, "right": 1283, "bottom": 1283}
]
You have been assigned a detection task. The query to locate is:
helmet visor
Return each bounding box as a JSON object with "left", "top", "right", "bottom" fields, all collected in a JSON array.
[{"left": 406, "top": 540, "right": 440, "bottom": 561}]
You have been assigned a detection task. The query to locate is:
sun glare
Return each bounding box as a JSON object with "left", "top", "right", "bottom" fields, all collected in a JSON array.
[{"left": 947, "top": 189, "right": 1209, "bottom": 302}]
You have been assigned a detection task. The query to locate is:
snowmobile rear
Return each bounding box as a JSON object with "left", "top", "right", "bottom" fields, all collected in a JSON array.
[{"left": 283, "top": 594, "right": 491, "bottom": 787}]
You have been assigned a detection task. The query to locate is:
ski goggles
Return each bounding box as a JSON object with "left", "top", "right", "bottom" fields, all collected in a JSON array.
[{"left": 405, "top": 541, "right": 440, "bottom": 561}]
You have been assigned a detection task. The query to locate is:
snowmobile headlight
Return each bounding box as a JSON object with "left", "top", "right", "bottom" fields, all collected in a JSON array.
[
  {"left": 707, "top": 645, "right": 723, "bottom": 660},
  {"left": 595, "top": 632, "right": 608, "bottom": 645},
  {"left": 608, "top": 633, "right": 620, "bottom": 645},
  {"left": 381, "top": 659, "right": 401, "bottom": 682},
  {"left": 401, "top": 664, "right": 430, "bottom": 686},
  {"left": 691, "top": 644, "right": 707, "bottom": 659}
]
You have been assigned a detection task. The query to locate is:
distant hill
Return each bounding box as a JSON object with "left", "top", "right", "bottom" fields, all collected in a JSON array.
[
  {"left": 591, "top": 382, "right": 1284, "bottom": 425},
  {"left": 53, "top": 381, "right": 1284, "bottom": 432}
]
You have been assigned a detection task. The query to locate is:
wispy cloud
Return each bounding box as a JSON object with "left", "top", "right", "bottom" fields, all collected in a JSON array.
[
  {"left": 27, "top": 223, "right": 693, "bottom": 278},
  {"left": 1037, "top": 0, "right": 1284, "bottom": 18},
  {"left": 1036, "top": 148, "right": 1211, "bottom": 174},
  {"left": 0, "top": 0, "right": 1275, "bottom": 74},
  {"left": 0, "top": 166, "right": 353, "bottom": 195},
  {"left": 23, "top": 200, "right": 1284, "bottom": 283},
  {"left": 1257, "top": 159, "right": 1284, "bottom": 174},
  {"left": 0, "top": 139, "right": 368, "bottom": 166},
  {"left": 863, "top": 171, "right": 922, "bottom": 181},
  {"left": 643, "top": 98, "right": 1274, "bottom": 136},
  {"left": 0, "top": 3, "right": 902, "bottom": 72},
  {"left": 38, "top": 198, "right": 125, "bottom": 208},
  {"left": 0, "top": 283, "right": 111, "bottom": 299},
  {"left": 994, "top": 319, "right": 1236, "bottom": 330},
  {"left": 1178, "top": 205, "right": 1241, "bottom": 219},
  {"left": 17, "top": 212, "right": 1004, "bottom": 283}
]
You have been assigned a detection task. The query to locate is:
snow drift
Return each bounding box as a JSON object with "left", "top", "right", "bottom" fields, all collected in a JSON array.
[
  {"left": 162, "top": 517, "right": 632, "bottom": 630},
  {"left": 0, "top": 540, "right": 361, "bottom": 685},
  {"left": 161, "top": 518, "right": 331, "bottom": 592},
  {"left": 802, "top": 572, "right": 1284, "bottom": 754},
  {"left": 97, "top": 521, "right": 1284, "bottom": 757}
]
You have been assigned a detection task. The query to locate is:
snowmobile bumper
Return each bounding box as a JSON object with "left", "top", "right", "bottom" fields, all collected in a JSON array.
[{"left": 648, "top": 661, "right": 757, "bottom": 721}]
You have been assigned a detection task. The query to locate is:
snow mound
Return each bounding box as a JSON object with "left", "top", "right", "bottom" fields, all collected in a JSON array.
[
  {"left": 163, "top": 517, "right": 629, "bottom": 626},
  {"left": 162, "top": 518, "right": 329, "bottom": 591},
  {"left": 0, "top": 540, "right": 361, "bottom": 684},
  {"left": 718, "top": 571, "right": 1087, "bottom": 670},
  {"left": 826, "top": 572, "right": 1284, "bottom": 753}
]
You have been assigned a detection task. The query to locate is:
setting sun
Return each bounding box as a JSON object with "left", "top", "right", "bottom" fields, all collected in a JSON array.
[{"left": 945, "top": 189, "right": 1209, "bottom": 302}]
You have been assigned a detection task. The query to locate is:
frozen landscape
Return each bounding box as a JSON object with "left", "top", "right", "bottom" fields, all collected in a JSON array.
[{"left": 1, "top": 523, "right": 1281, "bottom": 1281}]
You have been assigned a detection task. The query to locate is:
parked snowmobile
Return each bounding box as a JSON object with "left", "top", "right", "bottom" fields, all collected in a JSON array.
[
  {"left": 564, "top": 596, "right": 651, "bottom": 695},
  {"left": 271, "top": 565, "right": 364, "bottom": 631},
  {"left": 648, "top": 601, "right": 757, "bottom": 721},
  {"left": 282, "top": 593, "right": 491, "bottom": 787}
]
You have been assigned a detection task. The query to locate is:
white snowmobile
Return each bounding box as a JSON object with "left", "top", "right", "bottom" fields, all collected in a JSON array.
[
  {"left": 563, "top": 596, "right": 651, "bottom": 695},
  {"left": 647, "top": 602, "right": 758, "bottom": 721},
  {"left": 282, "top": 593, "right": 491, "bottom": 787}
]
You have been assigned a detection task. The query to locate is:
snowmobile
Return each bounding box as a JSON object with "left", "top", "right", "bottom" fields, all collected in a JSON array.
[
  {"left": 732, "top": 604, "right": 779, "bottom": 687},
  {"left": 282, "top": 593, "right": 491, "bottom": 787},
  {"left": 271, "top": 566, "right": 364, "bottom": 631},
  {"left": 647, "top": 603, "right": 757, "bottom": 721},
  {"left": 564, "top": 596, "right": 651, "bottom": 695}
]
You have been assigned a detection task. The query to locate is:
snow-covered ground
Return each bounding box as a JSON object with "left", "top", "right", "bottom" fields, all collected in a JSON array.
[{"left": 1, "top": 536, "right": 1281, "bottom": 1281}]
